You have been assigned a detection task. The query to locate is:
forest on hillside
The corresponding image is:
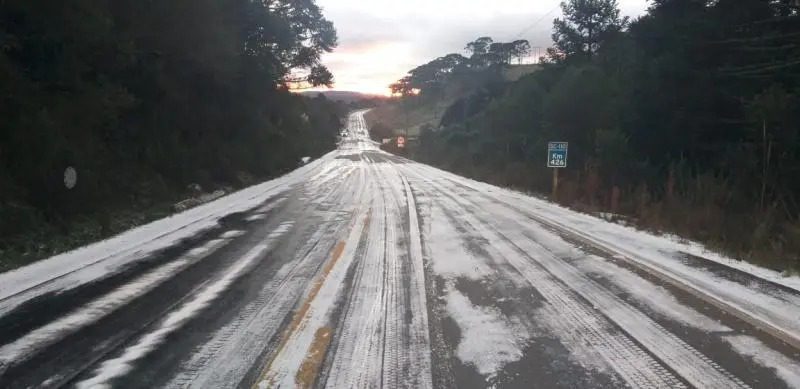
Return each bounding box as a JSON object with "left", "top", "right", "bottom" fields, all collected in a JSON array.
[
  {"left": 0, "top": 0, "right": 345, "bottom": 269},
  {"left": 380, "top": 0, "right": 800, "bottom": 271}
]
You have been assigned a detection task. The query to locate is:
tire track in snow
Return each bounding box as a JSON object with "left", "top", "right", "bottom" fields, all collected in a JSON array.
[
  {"left": 253, "top": 158, "right": 372, "bottom": 388},
  {"left": 75, "top": 223, "right": 294, "bottom": 389},
  {"left": 722, "top": 335, "right": 800, "bottom": 388},
  {"left": 324, "top": 161, "right": 390, "bottom": 388},
  {"left": 411, "top": 173, "right": 653, "bottom": 385},
  {"left": 401, "top": 167, "right": 688, "bottom": 388},
  {"left": 427, "top": 164, "right": 800, "bottom": 351},
  {"left": 323, "top": 158, "right": 433, "bottom": 388},
  {"left": 0, "top": 238, "right": 229, "bottom": 376},
  {"left": 379, "top": 160, "right": 433, "bottom": 388},
  {"left": 370, "top": 161, "right": 426, "bottom": 388},
  {"left": 166, "top": 163, "right": 362, "bottom": 388},
  {"left": 406, "top": 166, "right": 751, "bottom": 389},
  {"left": 0, "top": 151, "right": 335, "bottom": 318},
  {"left": 418, "top": 199, "right": 536, "bottom": 384},
  {"left": 399, "top": 171, "right": 434, "bottom": 388}
]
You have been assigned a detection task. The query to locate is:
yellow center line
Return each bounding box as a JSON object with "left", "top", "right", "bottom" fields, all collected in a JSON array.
[
  {"left": 295, "top": 326, "right": 333, "bottom": 388},
  {"left": 253, "top": 241, "right": 345, "bottom": 387},
  {"left": 253, "top": 212, "right": 372, "bottom": 388}
]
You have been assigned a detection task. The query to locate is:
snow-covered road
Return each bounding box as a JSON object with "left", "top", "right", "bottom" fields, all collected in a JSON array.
[{"left": 1, "top": 111, "right": 799, "bottom": 388}]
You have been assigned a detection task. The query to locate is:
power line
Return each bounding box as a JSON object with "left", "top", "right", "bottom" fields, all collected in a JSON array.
[
  {"left": 512, "top": 4, "right": 562, "bottom": 39},
  {"left": 505, "top": 5, "right": 561, "bottom": 63}
]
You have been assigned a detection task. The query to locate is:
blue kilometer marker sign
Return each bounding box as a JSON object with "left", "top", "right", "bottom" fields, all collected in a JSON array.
[{"left": 547, "top": 142, "right": 568, "bottom": 168}]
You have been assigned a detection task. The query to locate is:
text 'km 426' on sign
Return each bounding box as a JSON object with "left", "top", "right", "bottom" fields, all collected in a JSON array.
[{"left": 547, "top": 142, "right": 568, "bottom": 168}]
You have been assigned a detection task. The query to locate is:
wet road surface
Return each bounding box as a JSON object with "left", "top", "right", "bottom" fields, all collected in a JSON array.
[{"left": 1, "top": 111, "right": 799, "bottom": 388}]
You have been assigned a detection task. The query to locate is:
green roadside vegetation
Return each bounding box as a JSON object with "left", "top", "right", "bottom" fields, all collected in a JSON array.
[
  {"left": 367, "top": 0, "right": 800, "bottom": 273},
  {"left": 0, "top": 0, "right": 345, "bottom": 272}
]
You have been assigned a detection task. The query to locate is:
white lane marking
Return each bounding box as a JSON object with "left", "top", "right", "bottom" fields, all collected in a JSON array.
[
  {"left": 75, "top": 225, "right": 292, "bottom": 389},
  {"left": 0, "top": 239, "right": 228, "bottom": 368},
  {"left": 723, "top": 335, "right": 800, "bottom": 388}
]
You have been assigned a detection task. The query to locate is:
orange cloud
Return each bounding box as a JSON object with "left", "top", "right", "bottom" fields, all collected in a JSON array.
[{"left": 312, "top": 41, "right": 417, "bottom": 95}]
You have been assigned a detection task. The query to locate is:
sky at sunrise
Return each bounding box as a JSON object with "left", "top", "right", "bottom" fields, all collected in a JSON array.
[{"left": 310, "top": 0, "right": 651, "bottom": 95}]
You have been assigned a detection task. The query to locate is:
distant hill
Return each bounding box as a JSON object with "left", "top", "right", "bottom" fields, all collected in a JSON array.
[{"left": 299, "top": 90, "right": 386, "bottom": 104}]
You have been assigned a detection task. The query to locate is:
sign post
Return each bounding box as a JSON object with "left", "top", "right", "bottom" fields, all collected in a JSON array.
[{"left": 547, "top": 142, "right": 568, "bottom": 200}]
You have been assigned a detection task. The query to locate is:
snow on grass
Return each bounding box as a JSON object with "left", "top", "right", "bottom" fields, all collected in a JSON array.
[
  {"left": 445, "top": 287, "right": 527, "bottom": 379},
  {"left": 723, "top": 335, "right": 800, "bottom": 388}
]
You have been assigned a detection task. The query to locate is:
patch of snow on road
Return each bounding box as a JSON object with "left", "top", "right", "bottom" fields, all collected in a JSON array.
[
  {"left": 445, "top": 287, "right": 527, "bottom": 379},
  {"left": 219, "top": 230, "right": 246, "bottom": 238},
  {"left": 245, "top": 213, "right": 267, "bottom": 222},
  {"left": 516, "top": 189, "right": 800, "bottom": 292},
  {"left": 0, "top": 154, "right": 328, "bottom": 316},
  {"left": 723, "top": 335, "right": 800, "bottom": 388},
  {"left": 75, "top": 224, "right": 292, "bottom": 389},
  {"left": 576, "top": 255, "right": 730, "bottom": 332},
  {"left": 430, "top": 163, "right": 800, "bottom": 292},
  {"left": 258, "top": 210, "right": 368, "bottom": 388},
  {"left": 433, "top": 168, "right": 800, "bottom": 347},
  {"left": 256, "top": 196, "right": 287, "bottom": 213},
  {"left": 400, "top": 174, "right": 434, "bottom": 388},
  {"left": 427, "top": 207, "right": 491, "bottom": 281},
  {"left": 0, "top": 239, "right": 228, "bottom": 368}
]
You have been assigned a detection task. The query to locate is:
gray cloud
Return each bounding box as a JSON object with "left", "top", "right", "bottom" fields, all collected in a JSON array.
[{"left": 314, "top": 0, "right": 649, "bottom": 94}]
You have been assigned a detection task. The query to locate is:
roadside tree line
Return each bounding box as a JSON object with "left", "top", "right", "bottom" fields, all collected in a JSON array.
[
  {"left": 0, "top": 0, "right": 344, "bottom": 268},
  {"left": 401, "top": 0, "right": 800, "bottom": 270}
]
